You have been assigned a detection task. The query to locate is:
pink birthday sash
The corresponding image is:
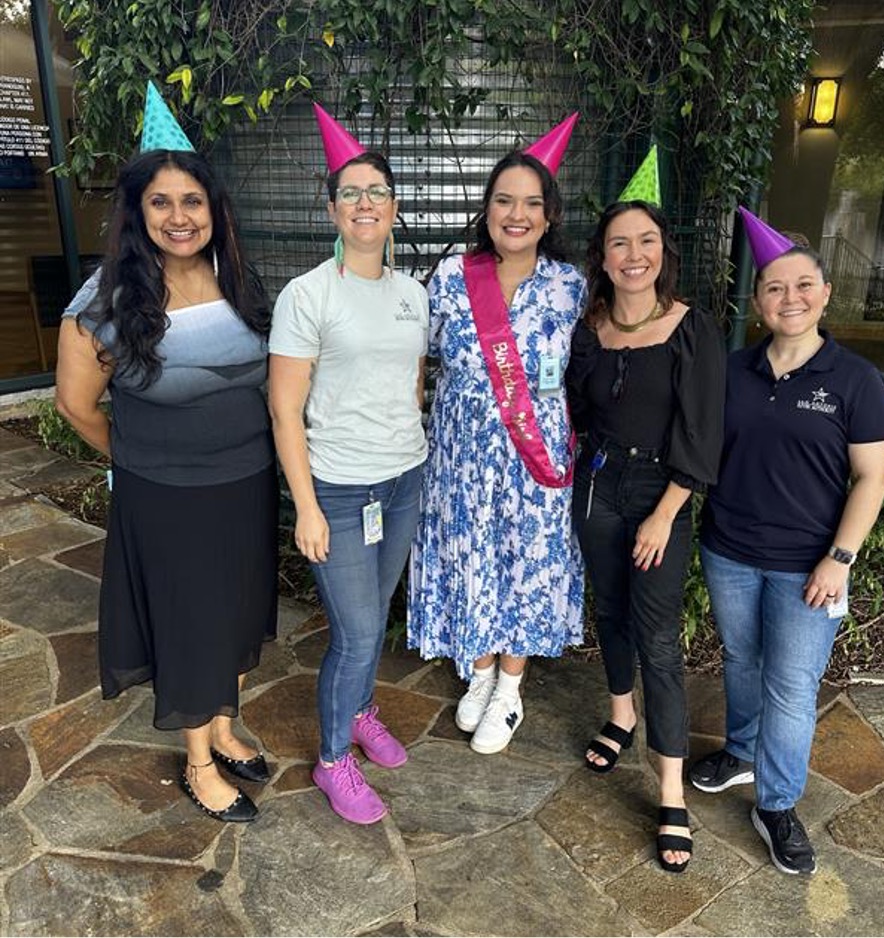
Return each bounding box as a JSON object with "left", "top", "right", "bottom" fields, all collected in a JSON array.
[{"left": 463, "top": 252, "right": 574, "bottom": 488}]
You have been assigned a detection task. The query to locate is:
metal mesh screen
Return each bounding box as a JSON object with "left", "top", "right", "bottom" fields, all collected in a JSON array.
[{"left": 212, "top": 43, "right": 726, "bottom": 315}]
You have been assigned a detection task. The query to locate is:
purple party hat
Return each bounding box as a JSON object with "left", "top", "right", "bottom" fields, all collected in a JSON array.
[{"left": 738, "top": 206, "right": 796, "bottom": 270}]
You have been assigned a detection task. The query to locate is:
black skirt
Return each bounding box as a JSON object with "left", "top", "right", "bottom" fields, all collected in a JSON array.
[{"left": 99, "top": 463, "right": 278, "bottom": 730}]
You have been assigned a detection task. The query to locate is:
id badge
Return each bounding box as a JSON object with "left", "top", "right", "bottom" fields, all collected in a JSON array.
[
  {"left": 826, "top": 592, "right": 848, "bottom": 619},
  {"left": 538, "top": 355, "right": 561, "bottom": 395},
  {"left": 363, "top": 500, "right": 383, "bottom": 545}
]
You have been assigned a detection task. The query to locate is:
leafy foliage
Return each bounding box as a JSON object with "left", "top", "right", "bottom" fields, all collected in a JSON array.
[
  {"left": 53, "top": 0, "right": 315, "bottom": 180},
  {"left": 560, "top": 0, "right": 815, "bottom": 211},
  {"left": 833, "top": 64, "right": 884, "bottom": 201},
  {"left": 54, "top": 0, "right": 814, "bottom": 221},
  {"left": 34, "top": 398, "right": 105, "bottom": 464}
]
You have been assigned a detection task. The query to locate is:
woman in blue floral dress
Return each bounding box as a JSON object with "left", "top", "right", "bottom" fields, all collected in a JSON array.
[{"left": 408, "top": 139, "right": 586, "bottom": 755}]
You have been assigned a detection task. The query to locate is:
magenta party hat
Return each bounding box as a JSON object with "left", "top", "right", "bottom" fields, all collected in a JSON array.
[
  {"left": 523, "top": 112, "right": 579, "bottom": 176},
  {"left": 618, "top": 144, "right": 660, "bottom": 205},
  {"left": 313, "top": 102, "right": 367, "bottom": 174},
  {"left": 139, "top": 82, "right": 195, "bottom": 153},
  {"left": 737, "top": 206, "right": 796, "bottom": 270}
]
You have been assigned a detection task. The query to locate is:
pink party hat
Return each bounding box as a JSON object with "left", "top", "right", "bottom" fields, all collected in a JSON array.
[
  {"left": 738, "top": 206, "right": 796, "bottom": 270},
  {"left": 140, "top": 82, "right": 194, "bottom": 153},
  {"left": 523, "top": 112, "right": 579, "bottom": 176},
  {"left": 313, "top": 102, "right": 366, "bottom": 174}
]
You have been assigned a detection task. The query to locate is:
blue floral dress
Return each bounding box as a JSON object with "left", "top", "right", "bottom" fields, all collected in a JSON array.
[{"left": 407, "top": 253, "right": 586, "bottom": 679}]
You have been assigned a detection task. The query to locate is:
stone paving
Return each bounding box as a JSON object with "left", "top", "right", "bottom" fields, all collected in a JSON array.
[{"left": 2, "top": 420, "right": 884, "bottom": 937}]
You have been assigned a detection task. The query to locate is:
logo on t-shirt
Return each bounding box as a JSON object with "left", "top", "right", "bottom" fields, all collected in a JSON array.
[
  {"left": 797, "top": 386, "right": 837, "bottom": 414},
  {"left": 395, "top": 299, "right": 421, "bottom": 321}
]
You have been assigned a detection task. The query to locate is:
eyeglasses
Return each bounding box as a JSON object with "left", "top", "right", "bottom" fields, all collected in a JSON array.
[{"left": 336, "top": 184, "right": 393, "bottom": 205}]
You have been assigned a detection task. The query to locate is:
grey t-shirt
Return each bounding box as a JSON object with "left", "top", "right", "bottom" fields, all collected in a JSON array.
[
  {"left": 63, "top": 272, "right": 273, "bottom": 486},
  {"left": 269, "top": 258, "right": 428, "bottom": 484}
]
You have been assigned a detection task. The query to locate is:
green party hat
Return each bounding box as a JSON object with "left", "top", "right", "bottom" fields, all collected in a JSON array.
[
  {"left": 139, "top": 82, "right": 195, "bottom": 153},
  {"left": 618, "top": 144, "right": 660, "bottom": 205}
]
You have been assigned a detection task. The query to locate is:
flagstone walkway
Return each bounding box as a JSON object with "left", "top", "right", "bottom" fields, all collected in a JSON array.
[{"left": 2, "top": 422, "right": 883, "bottom": 937}]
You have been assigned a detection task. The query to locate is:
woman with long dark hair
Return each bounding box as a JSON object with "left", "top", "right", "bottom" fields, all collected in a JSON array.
[
  {"left": 55, "top": 92, "right": 277, "bottom": 824},
  {"left": 409, "top": 116, "right": 586, "bottom": 756},
  {"left": 565, "top": 192, "right": 726, "bottom": 873}
]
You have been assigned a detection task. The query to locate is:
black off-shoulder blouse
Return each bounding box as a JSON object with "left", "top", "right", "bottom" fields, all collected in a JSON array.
[{"left": 564, "top": 306, "right": 726, "bottom": 491}]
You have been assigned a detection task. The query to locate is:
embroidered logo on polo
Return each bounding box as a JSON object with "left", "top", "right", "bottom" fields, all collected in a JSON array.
[
  {"left": 797, "top": 386, "right": 837, "bottom": 414},
  {"left": 395, "top": 299, "right": 420, "bottom": 321}
]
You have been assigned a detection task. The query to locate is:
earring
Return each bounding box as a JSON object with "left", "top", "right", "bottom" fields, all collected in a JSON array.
[
  {"left": 334, "top": 235, "right": 344, "bottom": 275},
  {"left": 384, "top": 231, "right": 395, "bottom": 271},
  {"left": 212, "top": 248, "right": 219, "bottom": 278}
]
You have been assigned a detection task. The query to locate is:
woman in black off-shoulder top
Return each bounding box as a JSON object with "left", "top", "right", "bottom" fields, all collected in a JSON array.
[{"left": 565, "top": 199, "right": 726, "bottom": 873}]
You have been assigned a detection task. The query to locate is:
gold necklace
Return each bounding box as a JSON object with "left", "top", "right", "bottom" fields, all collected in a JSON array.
[
  {"left": 166, "top": 270, "right": 210, "bottom": 307},
  {"left": 610, "top": 301, "right": 663, "bottom": 333}
]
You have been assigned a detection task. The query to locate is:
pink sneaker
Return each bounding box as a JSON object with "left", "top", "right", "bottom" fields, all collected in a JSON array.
[
  {"left": 312, "top": 754, "right": 387, "bottom": 825},
  {"left": 351, "top": 705, "right": 408, "bottom": 768}
]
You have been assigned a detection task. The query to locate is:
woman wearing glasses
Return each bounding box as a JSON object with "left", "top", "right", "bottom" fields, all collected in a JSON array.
[
  {"left": 269, "top": 108, "right": 428, "bottom": 825},
  {"left": 565, "top": 198, "right": 725, "bottom": 873}
]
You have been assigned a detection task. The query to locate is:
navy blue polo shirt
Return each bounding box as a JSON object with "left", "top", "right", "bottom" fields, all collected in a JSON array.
[{"left": 702, "top": 332, "right": 884, "bottom": 571}]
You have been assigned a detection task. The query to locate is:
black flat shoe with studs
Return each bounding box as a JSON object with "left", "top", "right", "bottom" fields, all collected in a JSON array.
[
  {"left": 210, "top": 747, "right": 271, "bottom": 783},
  {"left": 180, "top": 770, "right": 258, "bottom": 822}
]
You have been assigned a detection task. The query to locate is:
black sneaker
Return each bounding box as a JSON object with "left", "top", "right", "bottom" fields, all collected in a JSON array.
[
  {"left": 689, "top": 748, "right": 754, "bottom": 793},
  {"left": 751, "top": 806, "right": 817, "bottom": 875}
]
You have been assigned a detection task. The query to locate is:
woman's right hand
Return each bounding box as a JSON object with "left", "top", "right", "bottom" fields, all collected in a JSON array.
[{"left": 295, "top": 506, "right": 330, "bottom": 563}]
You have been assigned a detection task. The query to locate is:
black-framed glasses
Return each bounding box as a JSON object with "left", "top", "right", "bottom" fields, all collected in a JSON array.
[{"left": 336, "top": 184, "right": 393, "bottom": 205}]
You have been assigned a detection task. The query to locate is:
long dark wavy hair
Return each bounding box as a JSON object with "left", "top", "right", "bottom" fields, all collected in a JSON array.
[
  {"left": 584, "top": 200, "right": 680, "bottom": 325},
  {"left": 83, "top": 149, "right": 269, "bottom": 387},
  {"left": 472, "top": 152, "right": 568, "bottom": 262}
]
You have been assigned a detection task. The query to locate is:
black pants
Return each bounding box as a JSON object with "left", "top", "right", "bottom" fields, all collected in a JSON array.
[{"left": 573, "top": 446, "right": 691, "bottom": 757}]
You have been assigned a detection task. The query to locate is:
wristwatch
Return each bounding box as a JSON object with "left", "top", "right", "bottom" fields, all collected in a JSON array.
[{"left": 828, "top": 545, "right": 857, "bottom": 566}]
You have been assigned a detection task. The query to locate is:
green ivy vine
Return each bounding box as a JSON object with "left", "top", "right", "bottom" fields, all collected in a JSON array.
[{"left": 53, "top": 0, "right": 814, "bottom": 217}]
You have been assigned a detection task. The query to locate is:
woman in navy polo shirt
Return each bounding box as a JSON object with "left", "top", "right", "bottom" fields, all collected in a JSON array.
[{"left": 689, "top": 208, "right": 884, "bottom": 876}]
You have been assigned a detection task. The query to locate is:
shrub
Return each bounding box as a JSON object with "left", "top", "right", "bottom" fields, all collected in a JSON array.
[{"left": 35, "top": 398, "right": 106, "bottom": 464}]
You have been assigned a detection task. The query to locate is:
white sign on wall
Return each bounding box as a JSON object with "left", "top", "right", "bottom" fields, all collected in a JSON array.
[{"left": 0, "top": 74, "right": 49, "bottom": 157}]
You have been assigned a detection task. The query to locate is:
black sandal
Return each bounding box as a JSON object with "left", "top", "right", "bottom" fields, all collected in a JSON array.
[
  {"left": 180, "top": 761, "right": 258, "bottom": 823},
  {"left": 657, "top": 806, "right": 693, "bottom": 874},
  {"left": 585, "top": 721, "right": 635, "bottom": 774}
]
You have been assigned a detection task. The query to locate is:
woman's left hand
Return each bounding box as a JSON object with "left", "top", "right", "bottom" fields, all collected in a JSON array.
[
  {"left": 633, "top": 511, "right": 674, "bottom": 570},
  {"left": 804, "top": 556, "right": 850, "bottom": 608}
]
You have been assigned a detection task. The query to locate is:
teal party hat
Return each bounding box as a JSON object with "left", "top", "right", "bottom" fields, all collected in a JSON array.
[{"left": 139, "top": 82, "right": 195, "bottom": 153}]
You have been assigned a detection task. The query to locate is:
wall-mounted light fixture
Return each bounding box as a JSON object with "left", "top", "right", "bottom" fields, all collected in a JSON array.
[{"left": 803, "top": 77, "right": 842, "bottom": 128}]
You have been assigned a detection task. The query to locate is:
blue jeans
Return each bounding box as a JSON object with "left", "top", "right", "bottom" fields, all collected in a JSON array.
[
  {"left": 700, "top": 545, "right": 841, "bottom": 811},
  {"left": 311, "top": 464, "right": 423, "bottom": 763}
]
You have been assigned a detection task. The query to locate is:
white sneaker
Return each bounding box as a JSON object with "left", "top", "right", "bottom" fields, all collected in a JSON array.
[
  {"left": 470, "top": 691, "right": 523, "bottom": 754},
  {"left": 455, "top": 670, "right": 497, "bottom": 732}
]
